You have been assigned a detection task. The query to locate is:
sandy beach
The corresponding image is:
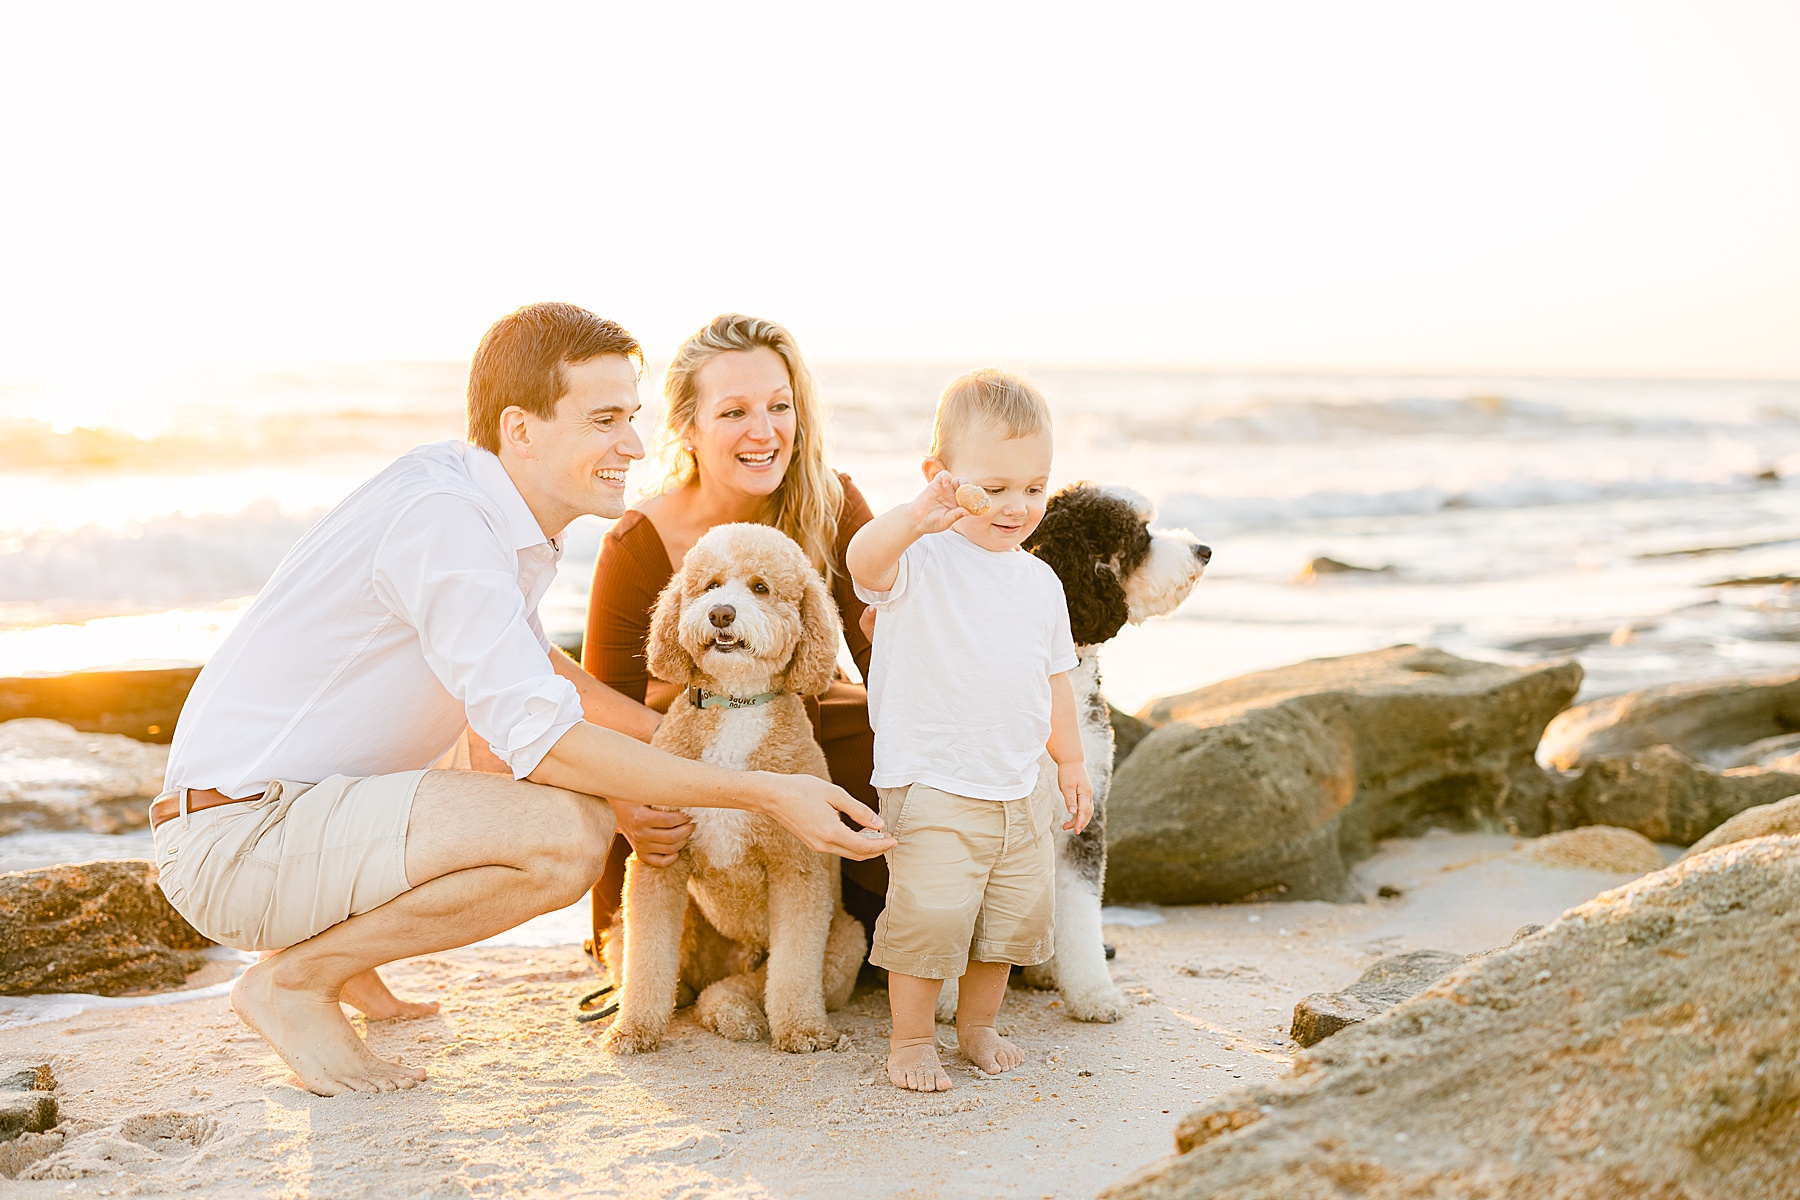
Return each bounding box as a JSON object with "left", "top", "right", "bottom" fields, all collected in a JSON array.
[{"left": 0, "top": 832, "right": 1655, "bottom": 1197}]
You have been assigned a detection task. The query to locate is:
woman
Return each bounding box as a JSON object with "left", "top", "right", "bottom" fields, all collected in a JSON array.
[{"left": 581, "top": 313, "right": 884, "bottom": 951}]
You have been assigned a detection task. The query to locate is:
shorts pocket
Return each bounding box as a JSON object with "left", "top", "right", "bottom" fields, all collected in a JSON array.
[{"left": 878, "top": 787, "right": 912, "bottom": 842}]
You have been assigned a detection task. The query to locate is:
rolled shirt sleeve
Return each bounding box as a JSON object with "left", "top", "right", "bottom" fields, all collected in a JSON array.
[{"left": 373, "top": 494, "right": 585, "bottom": 779}]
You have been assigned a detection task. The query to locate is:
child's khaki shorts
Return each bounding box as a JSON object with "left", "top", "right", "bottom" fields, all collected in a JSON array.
[{"left": 869, "top": 768, "right": 1058, "bottom": 979}]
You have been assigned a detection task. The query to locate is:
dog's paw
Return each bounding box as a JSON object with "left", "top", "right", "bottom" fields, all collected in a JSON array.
[
  {"left": 1019, "top": 963, "right": 1057, "bottom": 991},
  {"left": 600, "top": 1020, "right": 667, "bottom": 1055},
  {"left": 770, "top": 1019, "right": 840, "bottom": 1054},
  {"left": 1060, "top": 984, "right": 1129, "bottom": 1024},
  {"left": 699, "top": 1000, "right": 769, "bottom": 1043}
]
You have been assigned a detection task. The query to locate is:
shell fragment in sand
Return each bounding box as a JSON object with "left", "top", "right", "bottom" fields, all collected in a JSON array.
[{"left": 955, "top": 483, "right": 990, "bottom": 514}]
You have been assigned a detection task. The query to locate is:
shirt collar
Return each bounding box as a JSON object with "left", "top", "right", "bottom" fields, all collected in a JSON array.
[{"left": 465, "top": 445, "right": 557, "bottom": 553}]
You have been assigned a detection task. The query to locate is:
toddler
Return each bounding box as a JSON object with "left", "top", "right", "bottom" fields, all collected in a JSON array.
[{"left": 847, "top": 368, "right": 1092, "bottom": 1092}]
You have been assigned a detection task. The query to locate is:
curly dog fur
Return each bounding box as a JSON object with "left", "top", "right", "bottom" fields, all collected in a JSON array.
[{"left": 601, "top": 523, "right": 865, "bottom": 1054}]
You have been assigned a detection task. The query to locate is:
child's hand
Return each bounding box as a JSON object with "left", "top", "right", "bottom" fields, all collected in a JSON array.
[
  {"left": 1058, "top": 760, "right": 1093, "bottom": 833},
  {"left": 909, "top": 471, "right": 980, "bottom": 534}
]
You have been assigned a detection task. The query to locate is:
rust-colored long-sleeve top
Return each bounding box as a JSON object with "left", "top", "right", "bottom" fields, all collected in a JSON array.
[{"left": 582, "top": 474, "right": 876, "bottom": 710}]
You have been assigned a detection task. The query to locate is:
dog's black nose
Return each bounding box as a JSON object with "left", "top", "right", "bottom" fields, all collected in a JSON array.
[
  {"left": 708, "top": 604, "right": 736, "bottom": 628},
  {"left": 1194, "top": 544, "right": 1212, "bottom": 566}
]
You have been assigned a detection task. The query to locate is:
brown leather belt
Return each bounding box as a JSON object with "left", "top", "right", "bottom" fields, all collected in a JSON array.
[{"left": 149, "top": 788, "right": 260, "bottom": 829}]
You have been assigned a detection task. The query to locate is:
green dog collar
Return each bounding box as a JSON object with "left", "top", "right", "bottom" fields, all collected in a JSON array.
[{"left": 689, "top": 686, "right": 783, "bottom": 710}]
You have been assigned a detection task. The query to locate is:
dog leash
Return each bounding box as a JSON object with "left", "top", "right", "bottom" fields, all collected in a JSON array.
[{"left": 687, "top": 686, "right": 783, "bottom": 709}]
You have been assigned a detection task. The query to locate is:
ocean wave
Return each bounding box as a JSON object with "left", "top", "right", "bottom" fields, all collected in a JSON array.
[
  {"left": 0, "top": 502, "right": 321, "bottom": 608},
  {"left": 1089, "top": 394, "right": 1791, "bottom": 445},
  {"left": 1159, "top": 472, "right": 1783, "bottom": 534}
]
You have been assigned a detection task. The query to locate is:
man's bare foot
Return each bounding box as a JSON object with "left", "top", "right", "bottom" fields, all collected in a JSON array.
[
  {"left": 340, "top": 968, "right": 439, "bottom": 1021},
  {"left": 888, "top": 1036, "right": 953, "bottom": 1091},
  {"left": 957, "top": 1024, "right": 1025, "bottom": 1075},
  {"left": 230, "top": 958, "right": 427, "bottom": 1096}
]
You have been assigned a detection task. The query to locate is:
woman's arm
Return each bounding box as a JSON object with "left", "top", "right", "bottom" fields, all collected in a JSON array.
[{"left": 582, "top": 515, "right": 665, "bottom": 710}]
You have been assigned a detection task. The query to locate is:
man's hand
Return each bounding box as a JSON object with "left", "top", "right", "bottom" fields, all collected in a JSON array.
[
  {"left": 613, "top": 800, "right": 694, "bottom": 868},
  {"left": 1058, "top": 760, "right": 1093, "bottom": 834},
  {"left": 757, "top": 772, "right": 895, "bottom": 859}
]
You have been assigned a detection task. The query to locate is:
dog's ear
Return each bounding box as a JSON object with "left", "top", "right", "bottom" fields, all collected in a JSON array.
[
  {"left": 1028, "top": 485, "right": 1130, "bottom": 646},
  {"left": 785, "top": 567, "right": 843, "bottom": 697},
  {"left": 645, "top": 574, "right": 698, "bottom": 686}
]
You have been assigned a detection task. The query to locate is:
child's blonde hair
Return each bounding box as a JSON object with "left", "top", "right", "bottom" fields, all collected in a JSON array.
[{"left": 928, "top": 368, "right": 1052, "bottom": 464}]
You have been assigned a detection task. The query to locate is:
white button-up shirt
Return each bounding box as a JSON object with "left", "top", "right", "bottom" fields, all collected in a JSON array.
[{"left": 164, "top": 441, "right": 586, "bottom": 797}]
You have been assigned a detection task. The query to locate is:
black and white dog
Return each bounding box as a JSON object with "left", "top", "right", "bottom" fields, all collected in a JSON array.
[{"left": 937, "top": 483, "right": 1210, "bottom": 1022}]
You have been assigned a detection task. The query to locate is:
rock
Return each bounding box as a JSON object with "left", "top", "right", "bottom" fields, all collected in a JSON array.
[
  {"left": 0, "top": 860, "right": 210, "bottom": 996},
  {"left": 1104, "top": 836, "right": 1800, "bottom": 1200},
  {"left": 1540, "top": 671, "right": 1800, "bottom": 769},
  {"left": 1510, "top": 825, "right": 1665, "bottom": 873},
  {"left": 1681, "top": 793, "right": 1800, "bottom": 859},
  {"left": 0, "top": 719, "right": 168, "bottom": 836},
  {"left": 1109, "top": 646, "right": 1580, "bottom": 904},
  {"left": 1290, "top": 949, "right": 1464, "bottom": 1047},
  {"left": 0, "top": 666, "right": 198, "bottom": 745},
  {"left": 0, "top": 1060, "right": 55, "bottom": 1145},
  {"left": 1109, "top": 703, "right": 1151, "bottom": 770},
  {"left": 0, "top": 1095, "right": 56, "bottom": 1144},
  {"left": 1554, "top": 744, "right": 1800, "bottom": 844},
  {"left": 1295, "top": 556, "right": 1397, "bottom": 583},
  {"left": 0, "top": 1064, "right": 54, "bottom": 1093}
]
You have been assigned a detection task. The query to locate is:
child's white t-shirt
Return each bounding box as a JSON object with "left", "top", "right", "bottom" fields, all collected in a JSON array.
[{"left": 854, "top": 530, "right": 1079, "bottom": 800}]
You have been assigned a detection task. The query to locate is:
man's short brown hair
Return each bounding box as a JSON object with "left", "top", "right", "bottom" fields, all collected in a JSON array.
[{"left": 466, "top": 302, "right": 643, "bottom": 453}]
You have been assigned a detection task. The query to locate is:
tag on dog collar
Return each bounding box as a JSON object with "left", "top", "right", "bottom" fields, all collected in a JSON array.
[{"left": 690, "top": 686, "right": 782, "bottom": 710}]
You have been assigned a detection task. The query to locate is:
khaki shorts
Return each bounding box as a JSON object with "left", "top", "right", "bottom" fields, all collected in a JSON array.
[
  {"left": 151, "top": 771, "right": 422, "bottom": 952},
  {"left": 869, "top": 769, "right": 1058, "bottom": 979}
]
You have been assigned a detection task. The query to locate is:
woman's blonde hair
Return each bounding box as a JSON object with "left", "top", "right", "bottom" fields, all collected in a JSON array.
[{"left": 657, "top": 314, "right": 844, "bottom": 586}]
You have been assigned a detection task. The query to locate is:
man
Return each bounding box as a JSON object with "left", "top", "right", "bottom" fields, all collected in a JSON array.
[{"left": 153, "top": 302, "right": 893, "bottom": 1096}]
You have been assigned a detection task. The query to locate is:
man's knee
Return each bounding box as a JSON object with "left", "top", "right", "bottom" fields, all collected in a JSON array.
[{"left": 531, "top": 788, "right": 614, "bottom": 901}]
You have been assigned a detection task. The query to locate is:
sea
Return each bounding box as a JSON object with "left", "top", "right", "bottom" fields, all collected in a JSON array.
[
  {"left": 6, "top": 361, "right": 1800, "bottom": 705},
  {"left": 5, "top": 361, "right": 1799, "bottom": 1012}
]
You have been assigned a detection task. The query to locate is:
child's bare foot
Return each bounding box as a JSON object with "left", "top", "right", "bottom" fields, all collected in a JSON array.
[
  {"left": 888, "top": 1036, "right": 953, "bottom": 1091},
  {"left": 957, "top": 1024, "right": 1025, "bottom": 1074}
]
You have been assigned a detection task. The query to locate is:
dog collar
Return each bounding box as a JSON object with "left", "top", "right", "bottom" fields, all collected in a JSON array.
[{"left": 689, "top": 686, "right": 783, "bottom": 710}]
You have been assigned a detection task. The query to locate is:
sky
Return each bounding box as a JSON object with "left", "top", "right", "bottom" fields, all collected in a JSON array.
[{"left": 2, "top": 1, "right": 1797, "bottom": 380}]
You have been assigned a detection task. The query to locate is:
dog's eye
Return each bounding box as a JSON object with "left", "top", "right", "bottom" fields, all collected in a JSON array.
[
  {"left": 750, "top": 578, "right": 769, "bottom": 594},
  {"left": 704, "top": 579, "right": 722, "bottom": 591}
]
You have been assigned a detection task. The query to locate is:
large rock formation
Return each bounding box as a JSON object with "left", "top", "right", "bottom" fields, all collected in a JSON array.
[
  {"left": 1681, "top": 794, "right": 1800, "bottom": 859},
  {"left": 1540, "top": 671, "right": 1800, "bottom": 768},
  {"left": 0, "top": 666, "right": 199, "bottom": 745},
  {"left": 0, "top": 719, "right": 168, "bottom": 835},
  {"left": 1108, "top": 646, "right": 1581, "bottom": 903},
  {"left": 1551, "top": 743, "right": 1800, "bottom": 844},
  {"left": 0, "top": 859, "right": 211, "bottom": 995},
  {"left": 1101, "top": 836, "right": 1800, "bottom": 1200}
]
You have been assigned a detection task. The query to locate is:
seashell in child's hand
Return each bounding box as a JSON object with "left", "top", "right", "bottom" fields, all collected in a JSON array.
[
  {"left": 954, "top": 484, "right": 990, "bottom": 514},
  {"left": 861, "top": 827, "right": 888, "bottom": 840}
]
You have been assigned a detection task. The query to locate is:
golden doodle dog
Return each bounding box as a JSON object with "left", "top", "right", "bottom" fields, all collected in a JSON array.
[{"left": 601, "top": 523, "right": 866, "bottom": 1054}]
